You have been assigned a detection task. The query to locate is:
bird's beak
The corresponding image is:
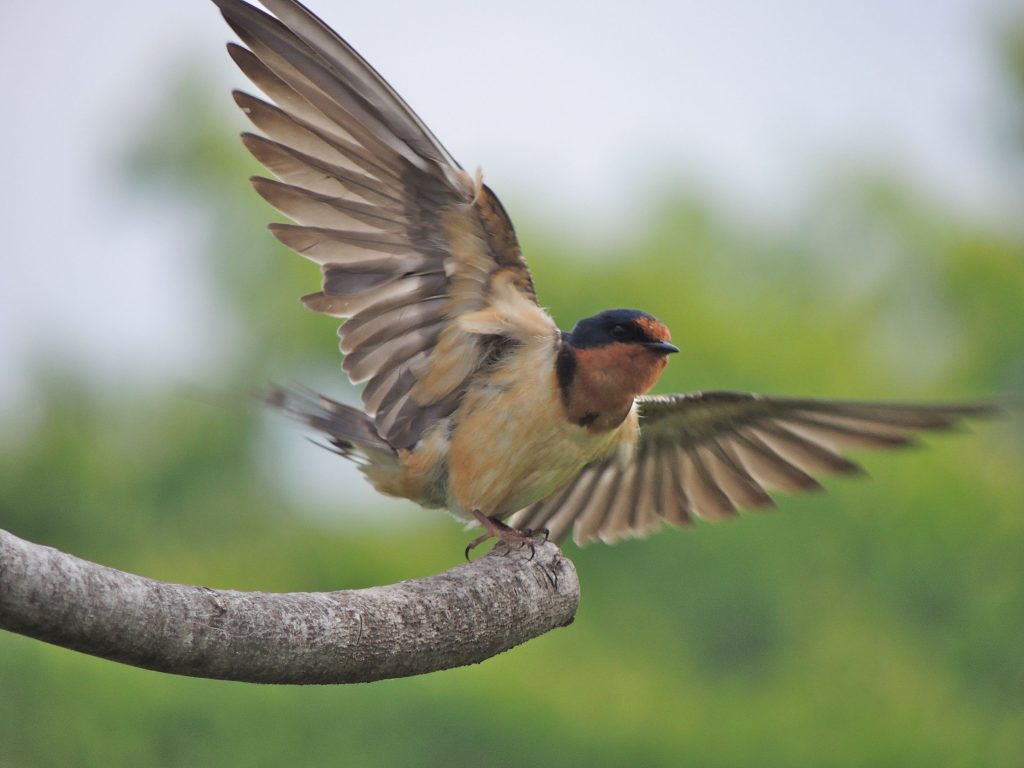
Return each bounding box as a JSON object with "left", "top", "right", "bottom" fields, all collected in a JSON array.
[{"left": 644, "top": 340, "right": 679, "bottom": 355}]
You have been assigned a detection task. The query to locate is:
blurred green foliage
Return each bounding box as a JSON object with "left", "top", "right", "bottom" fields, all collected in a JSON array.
[{"left": 2, "top": 32, "right": 1024, "bottom": 768}]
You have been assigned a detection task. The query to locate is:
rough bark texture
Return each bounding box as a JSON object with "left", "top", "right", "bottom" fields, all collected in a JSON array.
[{"left": 0, "top": 529, "right": 579, "bottom": 684}]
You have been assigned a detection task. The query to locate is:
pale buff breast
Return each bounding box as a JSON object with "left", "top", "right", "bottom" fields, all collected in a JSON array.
[{"left": 445, "top": 341, "right": 637, "bottom": 519}]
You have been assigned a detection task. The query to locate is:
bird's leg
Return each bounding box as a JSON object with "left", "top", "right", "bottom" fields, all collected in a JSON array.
[{"left": 464, "top": 509, "right": 548, "bottom": 561}]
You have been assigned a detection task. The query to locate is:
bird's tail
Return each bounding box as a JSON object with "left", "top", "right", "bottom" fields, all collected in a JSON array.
[{"left": 265, "top": 385, "right": 396, "bottom": 465}]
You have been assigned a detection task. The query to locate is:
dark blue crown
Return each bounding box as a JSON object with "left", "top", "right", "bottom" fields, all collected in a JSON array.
[{"left": 569, "top": 309, "right": 659, "bottom": 349}]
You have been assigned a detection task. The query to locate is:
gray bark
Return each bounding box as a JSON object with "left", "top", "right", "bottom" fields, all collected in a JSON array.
[{"left": 0, "top": 528, "right": 579, "bottom": 684}]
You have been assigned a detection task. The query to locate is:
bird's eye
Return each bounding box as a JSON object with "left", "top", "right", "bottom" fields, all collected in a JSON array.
[{"left": 610, "top": 324, "right": 627, "bottom": 339}]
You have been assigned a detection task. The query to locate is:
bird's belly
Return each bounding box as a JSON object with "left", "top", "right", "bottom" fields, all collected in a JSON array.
[{"left": 446, "top": 372, "right": 625, "bottom": 519}]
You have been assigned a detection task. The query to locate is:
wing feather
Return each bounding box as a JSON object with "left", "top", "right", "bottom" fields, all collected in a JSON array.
[
  {"left": 601, "top": 461, "right": 640, "bottom": 543},
  {"left": 232, "top": 88, "right": 394, "bottom": 180},
  {"left": 339, "top": 298, "right": 447, "bottom": 352},
  {"left": 658, "top": 450, "right": 693, "bottom": 528},
  {"left": 575, "top": 463, "right": 625, "bottom": 545},
  {"left": 704, "top": 441, "right": 776, "bottom": 510},
  {"left": 731, "top": 429, "right": 824, "bottom": 493},
  {"left": 228, "top": 46, "right": 394, "bottom": 170},
  {"left": 255, "top": 0, "right": 460, "bottom": 168},
  {"left": 508, "top": 392, "right": 996, "bottom": 545},
  {"left": 682, "top": 446, "right": 738, "bottom": 521},
  {"left": 220, "top": 2, "right": 435, "bottom": 172},
  {"left": 543, "top": 469, "right": 604, "bottom": 544},
  {"left": 629, "top": 447, "right": 663, "bottom": 538},
  {"left": 220, "top": 0, "right": 545, "bottom": 449},
  {"left": 270, "top": 224, "right": 428, "bottom": 266}
]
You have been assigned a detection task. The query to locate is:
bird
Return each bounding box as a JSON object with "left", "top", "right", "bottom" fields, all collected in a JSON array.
[{"left": 214, "top": 0, "right": 995, "bottom": 553}]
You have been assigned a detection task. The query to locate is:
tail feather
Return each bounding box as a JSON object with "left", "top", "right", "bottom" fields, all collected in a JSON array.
[{"left": 266, "top": 385, "right": 396, "bottom": 463}]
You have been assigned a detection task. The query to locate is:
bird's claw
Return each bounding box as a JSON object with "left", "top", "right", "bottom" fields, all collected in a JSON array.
[
  {"left": 464, "top": 510, "right": 549, "bottom": 561},
  {"left": 464, "top": 532, "right": 492, "bottom": 561}
]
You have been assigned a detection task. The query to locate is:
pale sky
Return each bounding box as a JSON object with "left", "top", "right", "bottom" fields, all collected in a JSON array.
[{"left": 1, "top": 0, "right": 1018, "bottom": 407}]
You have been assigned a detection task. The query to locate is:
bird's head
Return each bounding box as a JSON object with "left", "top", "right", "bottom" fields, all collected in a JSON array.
[
  {"left": 567, "top": 309, "right": 678, "bottom": 399},
  {"left": 569, "top": 309, "right": 678, "bottom": 355}
]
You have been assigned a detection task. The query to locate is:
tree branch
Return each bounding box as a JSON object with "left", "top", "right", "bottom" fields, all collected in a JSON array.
[{"left": 0, "top": 528, "right": 579, "bottom": 684}]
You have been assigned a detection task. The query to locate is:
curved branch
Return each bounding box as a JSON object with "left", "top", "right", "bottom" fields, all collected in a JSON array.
[{"left": 0, "top": 528, "right": 579, "bottom": 684}]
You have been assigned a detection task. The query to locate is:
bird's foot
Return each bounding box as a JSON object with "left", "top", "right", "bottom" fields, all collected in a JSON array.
[{"left": 464, "top": 509, "right": 549, "bottom": 561}]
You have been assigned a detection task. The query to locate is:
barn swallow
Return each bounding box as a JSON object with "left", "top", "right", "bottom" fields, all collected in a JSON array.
[{"left": 215, "top": 0, "right": 995, "bottom": 553}]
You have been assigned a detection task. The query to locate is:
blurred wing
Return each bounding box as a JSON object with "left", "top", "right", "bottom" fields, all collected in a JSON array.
[
  {"left": 217, "top": 0, "right": 543, "bottom": 448},
  {"left": 509, "top": 391, "right": 997, "bottom": 545}
]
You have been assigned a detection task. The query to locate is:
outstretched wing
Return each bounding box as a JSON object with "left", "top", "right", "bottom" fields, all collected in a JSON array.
[
  {"left": 216, "top": 0, "right": 545, "bottom": 449},
  {"left": 509, "top": 392, "right": 997, "bottom": 545}
]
